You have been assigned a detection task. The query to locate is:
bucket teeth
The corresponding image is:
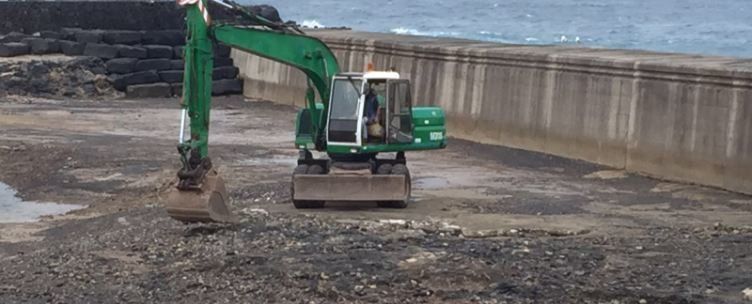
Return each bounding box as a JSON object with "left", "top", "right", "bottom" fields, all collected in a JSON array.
[{"left": 165, "top": 170, "right": 236, "bottom": 223}]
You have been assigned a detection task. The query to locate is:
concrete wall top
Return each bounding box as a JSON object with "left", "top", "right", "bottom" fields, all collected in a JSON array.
[{"left": 308, "top": 30, "right": 752, "bottom": 87}]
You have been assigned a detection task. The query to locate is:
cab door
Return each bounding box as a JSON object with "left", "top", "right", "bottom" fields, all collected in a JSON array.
[{"left": 386, "top": 80, "right": 414, "bottom": 144}]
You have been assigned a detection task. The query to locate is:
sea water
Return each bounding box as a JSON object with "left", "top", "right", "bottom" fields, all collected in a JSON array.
[{"left": 261, "top": 0, "right": 752, "bottom": 58}]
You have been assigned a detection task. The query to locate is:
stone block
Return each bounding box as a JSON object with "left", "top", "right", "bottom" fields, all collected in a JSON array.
[
  {"left": 0, "top": 43, "right": 29, "bottom": 57},
  {"left": 0, "top": 32, "right": 28, "bottom": 43},
  {"left": 75, "top": 30, "right": 103, "bottom": 44},
  {"left": 143, "top": 45, "right": 173, "bottom": 59},
  {"left": 212, "top": 66, "right": 239, "bottom": 80},
  {"left": 159, "top": 70, "right": 183, "bottom": 83},
  {"left": 60, "top": 28, "right": 82, "bottom": 41},
  {"left": 170, "top": 59, "right": 184, "bottom": 70},
  {"left": 59, "top": 40, "right": 85, "bottom": 56},
  {"left": 84, "top": 43, "right": 119, "bottom": 59},
  {"left": 108, "top": 70, "right": 160, "bottom": 91},
  {"left": 214, "top": 57, "right": 233, "bottom": 67},
  {"left": 38, "top": 31, "right": 63, "bottom": 40},
  {"left": 141, "top": 30, "right": 184, "bottom": 46},
  {"left": 173, "top": 45, "right": 184, "bottom": 59},
  {"left": 106, "top": 58, "right": 138, "bottom": 74},
  {"left": 126, "top": 82, "right": 172, "bottom": 98},
  {"left": 115, "top": 45, "right": 147, "bottom": 59},
  {"left": 214, "top": 44, "right": 231, "bottom": 58},
  {"left": 102, "top": 30, "right": 142, "bottom": 45},
  {"left": 212, "top": 79, "right": 242, "bottom": 96},
  {"left": 135, "top": 58, "right": 172, "bottom": 72},
  {"left": 22, "top": 38, "right": 60, "bottom": 54}
]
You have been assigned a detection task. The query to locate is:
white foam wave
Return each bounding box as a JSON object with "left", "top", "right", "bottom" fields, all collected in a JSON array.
[
  {"left": 390, "top": 27, "right": 459, "bottom": 37},
  {"left": 301, "top": 20, "right": 324, "bottom": 28}
]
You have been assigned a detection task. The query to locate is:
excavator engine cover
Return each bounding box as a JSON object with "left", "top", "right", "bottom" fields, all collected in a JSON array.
[{"left": 165, "top": 170, "right": 236, "bottom": 223}]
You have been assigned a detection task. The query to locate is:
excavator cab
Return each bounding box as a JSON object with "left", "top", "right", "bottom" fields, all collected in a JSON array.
[{"left": 292, "top": 71, "right": 436, "bottom": 209}]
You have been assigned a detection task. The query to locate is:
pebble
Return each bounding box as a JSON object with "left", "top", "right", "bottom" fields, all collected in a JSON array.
[{"left": 743, "top": 288, "right": 752, "bottom": 301}]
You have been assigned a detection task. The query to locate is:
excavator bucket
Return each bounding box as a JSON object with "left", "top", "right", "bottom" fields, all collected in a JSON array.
[{"left": 165, "top": 170, "right": 236, "bottom": 223}]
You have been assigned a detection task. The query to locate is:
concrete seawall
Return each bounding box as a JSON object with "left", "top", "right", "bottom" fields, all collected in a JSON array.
[{"left": 231, "top": 30, "right": 752, "bottom": 194}]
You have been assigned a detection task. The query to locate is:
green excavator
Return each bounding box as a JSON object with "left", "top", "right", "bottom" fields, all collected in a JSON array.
[{"left": 165, "top": 0, "right": 447, "bottom": 223}]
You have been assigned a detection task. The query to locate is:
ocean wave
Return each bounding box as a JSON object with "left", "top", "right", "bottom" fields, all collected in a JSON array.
[
  {"left": 300, "top": 20, "right": 324, "bottom": 28},
  {"left": 390, "top": 27, "right": 459, "bottom": 37}
]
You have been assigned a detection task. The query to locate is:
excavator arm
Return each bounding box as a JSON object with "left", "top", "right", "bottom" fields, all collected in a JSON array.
[{"left": 167, "top": 0, "right": 341, "bottom": 222}]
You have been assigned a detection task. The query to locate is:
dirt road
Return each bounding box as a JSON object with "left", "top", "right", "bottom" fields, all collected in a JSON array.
[{"left": 0, "top": 96, "right": 751, "bottom": 303}]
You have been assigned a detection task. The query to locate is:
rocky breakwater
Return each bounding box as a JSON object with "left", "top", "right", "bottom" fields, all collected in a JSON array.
[{"left": 0, "top": 29, "right": 242, "bottom": 98}]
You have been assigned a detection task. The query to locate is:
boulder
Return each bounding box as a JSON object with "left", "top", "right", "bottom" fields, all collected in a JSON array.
[
  {"left": 214, "top": 44, "right": 231, "bottom": 58},
  {"left": 84, "top": 43, "right": 119, "bottom": 59},
  {"left": 38, "top": 31, "right": 63, "bottom": 40},
  {"left": 173, "top": 45, "right": 184, "bottom": 59},
  {"left": 0, "top": 32, "right": 28, "bottom": 43},
  {"left": 212, "top": 79, "right": 243, "bottom": 95},
  {"left": 59, "top": 40, "right": 86, "bottom": 56},
  {"left": 75, "top": 30, "right": 103, "bottom": 44},
  {"left": 0, "top": 43, "right": 29, "bottom": 57},
  {"left": 249, "top": 5, "right": 283, "bottom": 23},
  {"left": 115, "top": 45, "right": 148, "bottom": 59},
  {"left": 106, "top": 58, "right": 138, "bottom": 74},
  {"left": 214, "top": 57, "right": 234, "bottom": 67},
  {"left": 170, "top": 59, "right": 184, "bottom": 70},
  {"left": 22, "top": 38, "right": 60, "bottom": 54},
  {"left": 134, "top": 59, "right": 172, "bottom": 72},
  {"left": 212, "top": 66, "right": 239, "bottom": 80},
  {"left": 159, "top": 70, "right": 183, "bottom": 83},
  {"left": 60, "top": 28, "right": 82, "bottom": 41},
  {"left": 102, "top": 30, "right": 142, "bottom": 45},
  {"left": 141, "top": 30, "right": 184, "bottom": 46},
  {"left": 143, "top": 45, "right": 173, "bottom": 59},
  {"left": 108, "top": 70, "right": 160, "bottom": 91},
  {"left": 126, "top": 82, "right": 172, "bottom": 98}
]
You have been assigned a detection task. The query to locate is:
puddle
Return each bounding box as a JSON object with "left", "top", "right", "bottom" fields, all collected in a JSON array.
[
  {"left": 415, "top": 177, "right": 451, "bottom": 189},
  {"left": 0, "top": 182, "right": 83, "bottom": 223}
]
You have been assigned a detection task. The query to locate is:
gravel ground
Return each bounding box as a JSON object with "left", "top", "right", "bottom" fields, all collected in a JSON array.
[{"left": 0, "top": 96, "right": 751, "bottom": 303}]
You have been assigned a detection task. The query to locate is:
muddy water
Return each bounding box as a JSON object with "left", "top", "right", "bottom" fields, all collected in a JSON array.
[{"left": 0, "top": 182, "right": 82, "bottom": 223}]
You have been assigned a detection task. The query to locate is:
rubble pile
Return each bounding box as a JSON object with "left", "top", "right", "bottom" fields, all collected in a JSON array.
[{"left": 0, "top": 56, "right": 115, "bottom": 98}]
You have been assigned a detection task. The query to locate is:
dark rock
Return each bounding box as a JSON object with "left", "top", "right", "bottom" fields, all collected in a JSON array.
[
  {"left": 115, "top": 45, "right": 148, "bottom": 59},
  {"left": 214, "top": 44, "right": 231, "bottom": 58},
  {"left": 249, "top": 4, "right": 283, "bottom": 23},
  {"left": 135, "top": 59, "right": 172, "bottom": 72},
  {"left": 107, "top": 70, "right": 160, "bottom": 91},
  {"left": 106, "top": 58, "right": 138, "bottom": 74},
  {"left": 0, "top": 43, "right": 29, "bottom": 57},
  {"left": 38, "top": 31, "right": 63, "bottom": 40},
  {"left": 102, "top": 30, "right": 142, "bottom": 45},
  {"left": 143, "top": 45, "right": 173, "bottom": 59},
  {"left": 173, "top": 46, "right": 184, "bottom": 59},
  {"left": 170, "top": 59, "right": 184, "bottom": 70},
  {"left": 212, "top": 79, "right": 243, "bottom": 95},
  {"left": 171, "top": 83, "right": 183, "bottom": 96},
  {"left": 84, "top": 43, "right": 119, "bottom": 59},
  {"left": 213, "top": 66, "right": 239, "bottom": 80},
  {"left": 214, "top": 57, "right": 234, "bottom": 67},
  {"left": 126, "top": 82, "right": 172, "bottom": 98},
  {"left": 23, "top": 38, "right": 60, "bottom": 54},
  {"left": 141, "top": 30, "right": 184, "bottom": 46},
  {"left": 0, "top": 32, "right": 28, "bottom": 43},
  {"left": 159, "top": 70, "right": 183, "bottom": 83},
  {"left": 59, "top": 40, "right": 85, "bottom": 56},
  {"left": 75, "top": 30, "right": 103, "bottom": 44},
  {"left": 60, "top": 28, "right": 82, "bottom": 41}
]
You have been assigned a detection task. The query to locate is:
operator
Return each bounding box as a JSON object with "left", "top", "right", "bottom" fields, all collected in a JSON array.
[{"left": 364, "top": 88, "right": 383, "bottom": 139}]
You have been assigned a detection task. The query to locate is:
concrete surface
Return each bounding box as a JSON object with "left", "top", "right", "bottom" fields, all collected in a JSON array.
[
  {"left": 0, "top": 96, "right": 750, "bottom": 303},
  {"left": 231, "top": 30, "right": 752, "bottom": 194}
]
